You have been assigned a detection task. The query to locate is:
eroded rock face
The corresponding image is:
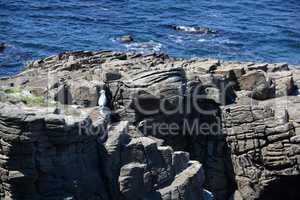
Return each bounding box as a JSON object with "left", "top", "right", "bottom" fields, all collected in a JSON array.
[
  {"left": 0, "top": 103, "right": 109, "bottom": 200},
  {"left": 1, "top": 50, "right": 300, "bottom": 200},
  {"left": 222, "top": 98, "right": 300, "bottom": 200},
  {"left": 0, "top": 102, "right": 206, "bottom": 200}
]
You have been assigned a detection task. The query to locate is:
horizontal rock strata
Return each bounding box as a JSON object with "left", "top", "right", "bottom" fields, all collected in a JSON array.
[{"left": 1, "top": 50, "right": 300, "bottom": 200}]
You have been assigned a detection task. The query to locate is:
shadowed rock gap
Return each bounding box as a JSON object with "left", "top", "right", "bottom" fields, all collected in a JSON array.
[{"left": 259, "top": 175, "right": 300, "bottom": 200}]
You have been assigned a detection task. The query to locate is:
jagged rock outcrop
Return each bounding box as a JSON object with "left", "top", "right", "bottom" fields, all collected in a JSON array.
[
  {"left": 222, "top": 97, "right": 300, "bottom": 200},
  {"left": 0, "top": 102, "right": 206, "bottom": 200},
  {"left": 0, "top": 103, "right": 109, "bottom": 200},
  {"left": 1, "top": 50, "right": 300, "bottom": 200},
  {"left": 104, "top": 121, "right": 206, "bottom": 200}
]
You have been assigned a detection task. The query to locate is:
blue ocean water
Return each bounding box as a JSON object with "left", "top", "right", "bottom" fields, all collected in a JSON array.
[{"left": 0, "top": 0, "right": 300, "bottom": 76}]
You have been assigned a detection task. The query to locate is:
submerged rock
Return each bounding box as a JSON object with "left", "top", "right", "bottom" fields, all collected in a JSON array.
[
  {"left": 119, "top": 35, "right": 134, "bottom": 43},
  {"left": 0, "top": 42, "right": 6, "bottom": 52}
]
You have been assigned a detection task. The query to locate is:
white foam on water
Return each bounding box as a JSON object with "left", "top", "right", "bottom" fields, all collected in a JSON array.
[
  {"left": 173, "top": 25, "right": 217, "bottom": 34},
  {"left": 125, "top": 40, "right": 162, "bottom": 53},
  {"left": 168, "top": 34, "right": 184, "bottom": 44},
  {"left": 176, "top": 26, "right": 199, "bottom": 33},
  {"left": 100, "top": 7, "right": 109, "bottom": 11},
  {"left": 198, "top": 38, "right": 207, "bottom": 42}
]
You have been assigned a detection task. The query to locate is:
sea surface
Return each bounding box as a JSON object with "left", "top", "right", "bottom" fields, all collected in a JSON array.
[{"left": 0, "top": 0, "right": 300, "bottom": 76}]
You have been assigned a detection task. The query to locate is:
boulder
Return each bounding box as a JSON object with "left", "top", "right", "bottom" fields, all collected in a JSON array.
[
  {"left": 184, "top": 59, "right": 220, "bottom": 74},
  {"left": 119, "top": 163, "right": 146, "bottom": 200},
  {"left": 267, "top": 63, "right": 289, "bottom": 72},
  {"left": 215, "top": 64, "right": 246, "bottom": 89},
  {"left": 246, "top": 63, "right": 268, "bottom": 72},
  {"left": 269, "top": 71, "right": 295, "bottom": 97},
  {"left": 239, "top": 70, "right": 274, "bottom": 100},
  {"left": 157, "top": 161, "right": 205, "bottom": 200}
]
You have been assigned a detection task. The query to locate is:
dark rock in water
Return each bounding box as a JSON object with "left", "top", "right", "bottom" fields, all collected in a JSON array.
[
  {"left": 0, "top": 42, "right": 6, "bottom": 52},
  {"left": 119, "top": 35, "right": 134, "bottom": 43},
  {"left": 170, "top": 25, "right": 217, "bottom": 34}
]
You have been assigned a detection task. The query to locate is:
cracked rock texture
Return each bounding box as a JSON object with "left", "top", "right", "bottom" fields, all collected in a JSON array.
[
  {"left": 0, "top": 50, "right": 300, "bottom": 200},
  {"left": 0, "top": 103, "right": 205, "bottom": 200}
]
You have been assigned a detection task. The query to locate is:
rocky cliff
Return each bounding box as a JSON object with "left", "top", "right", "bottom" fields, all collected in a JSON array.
[{"left": 0, "top": 50, "right": 299, "bottom": 200}]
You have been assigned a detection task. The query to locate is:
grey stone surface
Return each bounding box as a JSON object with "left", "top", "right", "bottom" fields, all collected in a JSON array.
[
  {"left": 222, "top": 98, "right": 300, "bottom": 200},
  {"left": 1, "top": 51, "right": 300, "bottom": 200}
]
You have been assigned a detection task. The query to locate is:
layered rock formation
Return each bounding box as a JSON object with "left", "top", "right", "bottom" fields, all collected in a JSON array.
[
  {"left": 0, "top": 103, "right": 205, "bottom": 200},
  {"left": 0, "top": 103, "right": 109, "bottom": 200},
  {"left": 0, "top": 50, "right": 300, "bottom": 200}
]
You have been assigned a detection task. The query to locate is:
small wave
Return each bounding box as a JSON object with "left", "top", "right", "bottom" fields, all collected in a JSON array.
[
  {"left": 168, "top": 35, "right": 184, "bottom": 44},
  {"left": 174, "top": 37, "right": 183, "bottom": 43},
  {"left": 100, "top": 7, "right": 109, "bottom": 11},
  {"left": 198, "top": 39, "right": 207, "bottom": 42},
  {"left": 124, "top": 41, "right": 162, "bottom": 53},
  {"left": 213, "top": 38, "right": 241, "bottom": 46},
  {"left": 169, "top": 25, "right": 218, "bottom": 34},
  {"left": 198, "top": 37, "right": 241, "bottom": 46}
]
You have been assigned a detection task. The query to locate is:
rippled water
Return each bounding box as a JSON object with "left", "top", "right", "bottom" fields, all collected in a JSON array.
[{"left": 0, "top": 0, "right": 300, "bottom": 76}]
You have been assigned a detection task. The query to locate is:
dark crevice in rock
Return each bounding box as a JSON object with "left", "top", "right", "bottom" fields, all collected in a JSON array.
[{"left": 259, "top": 175, "right": 300, "bottom": 200}]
